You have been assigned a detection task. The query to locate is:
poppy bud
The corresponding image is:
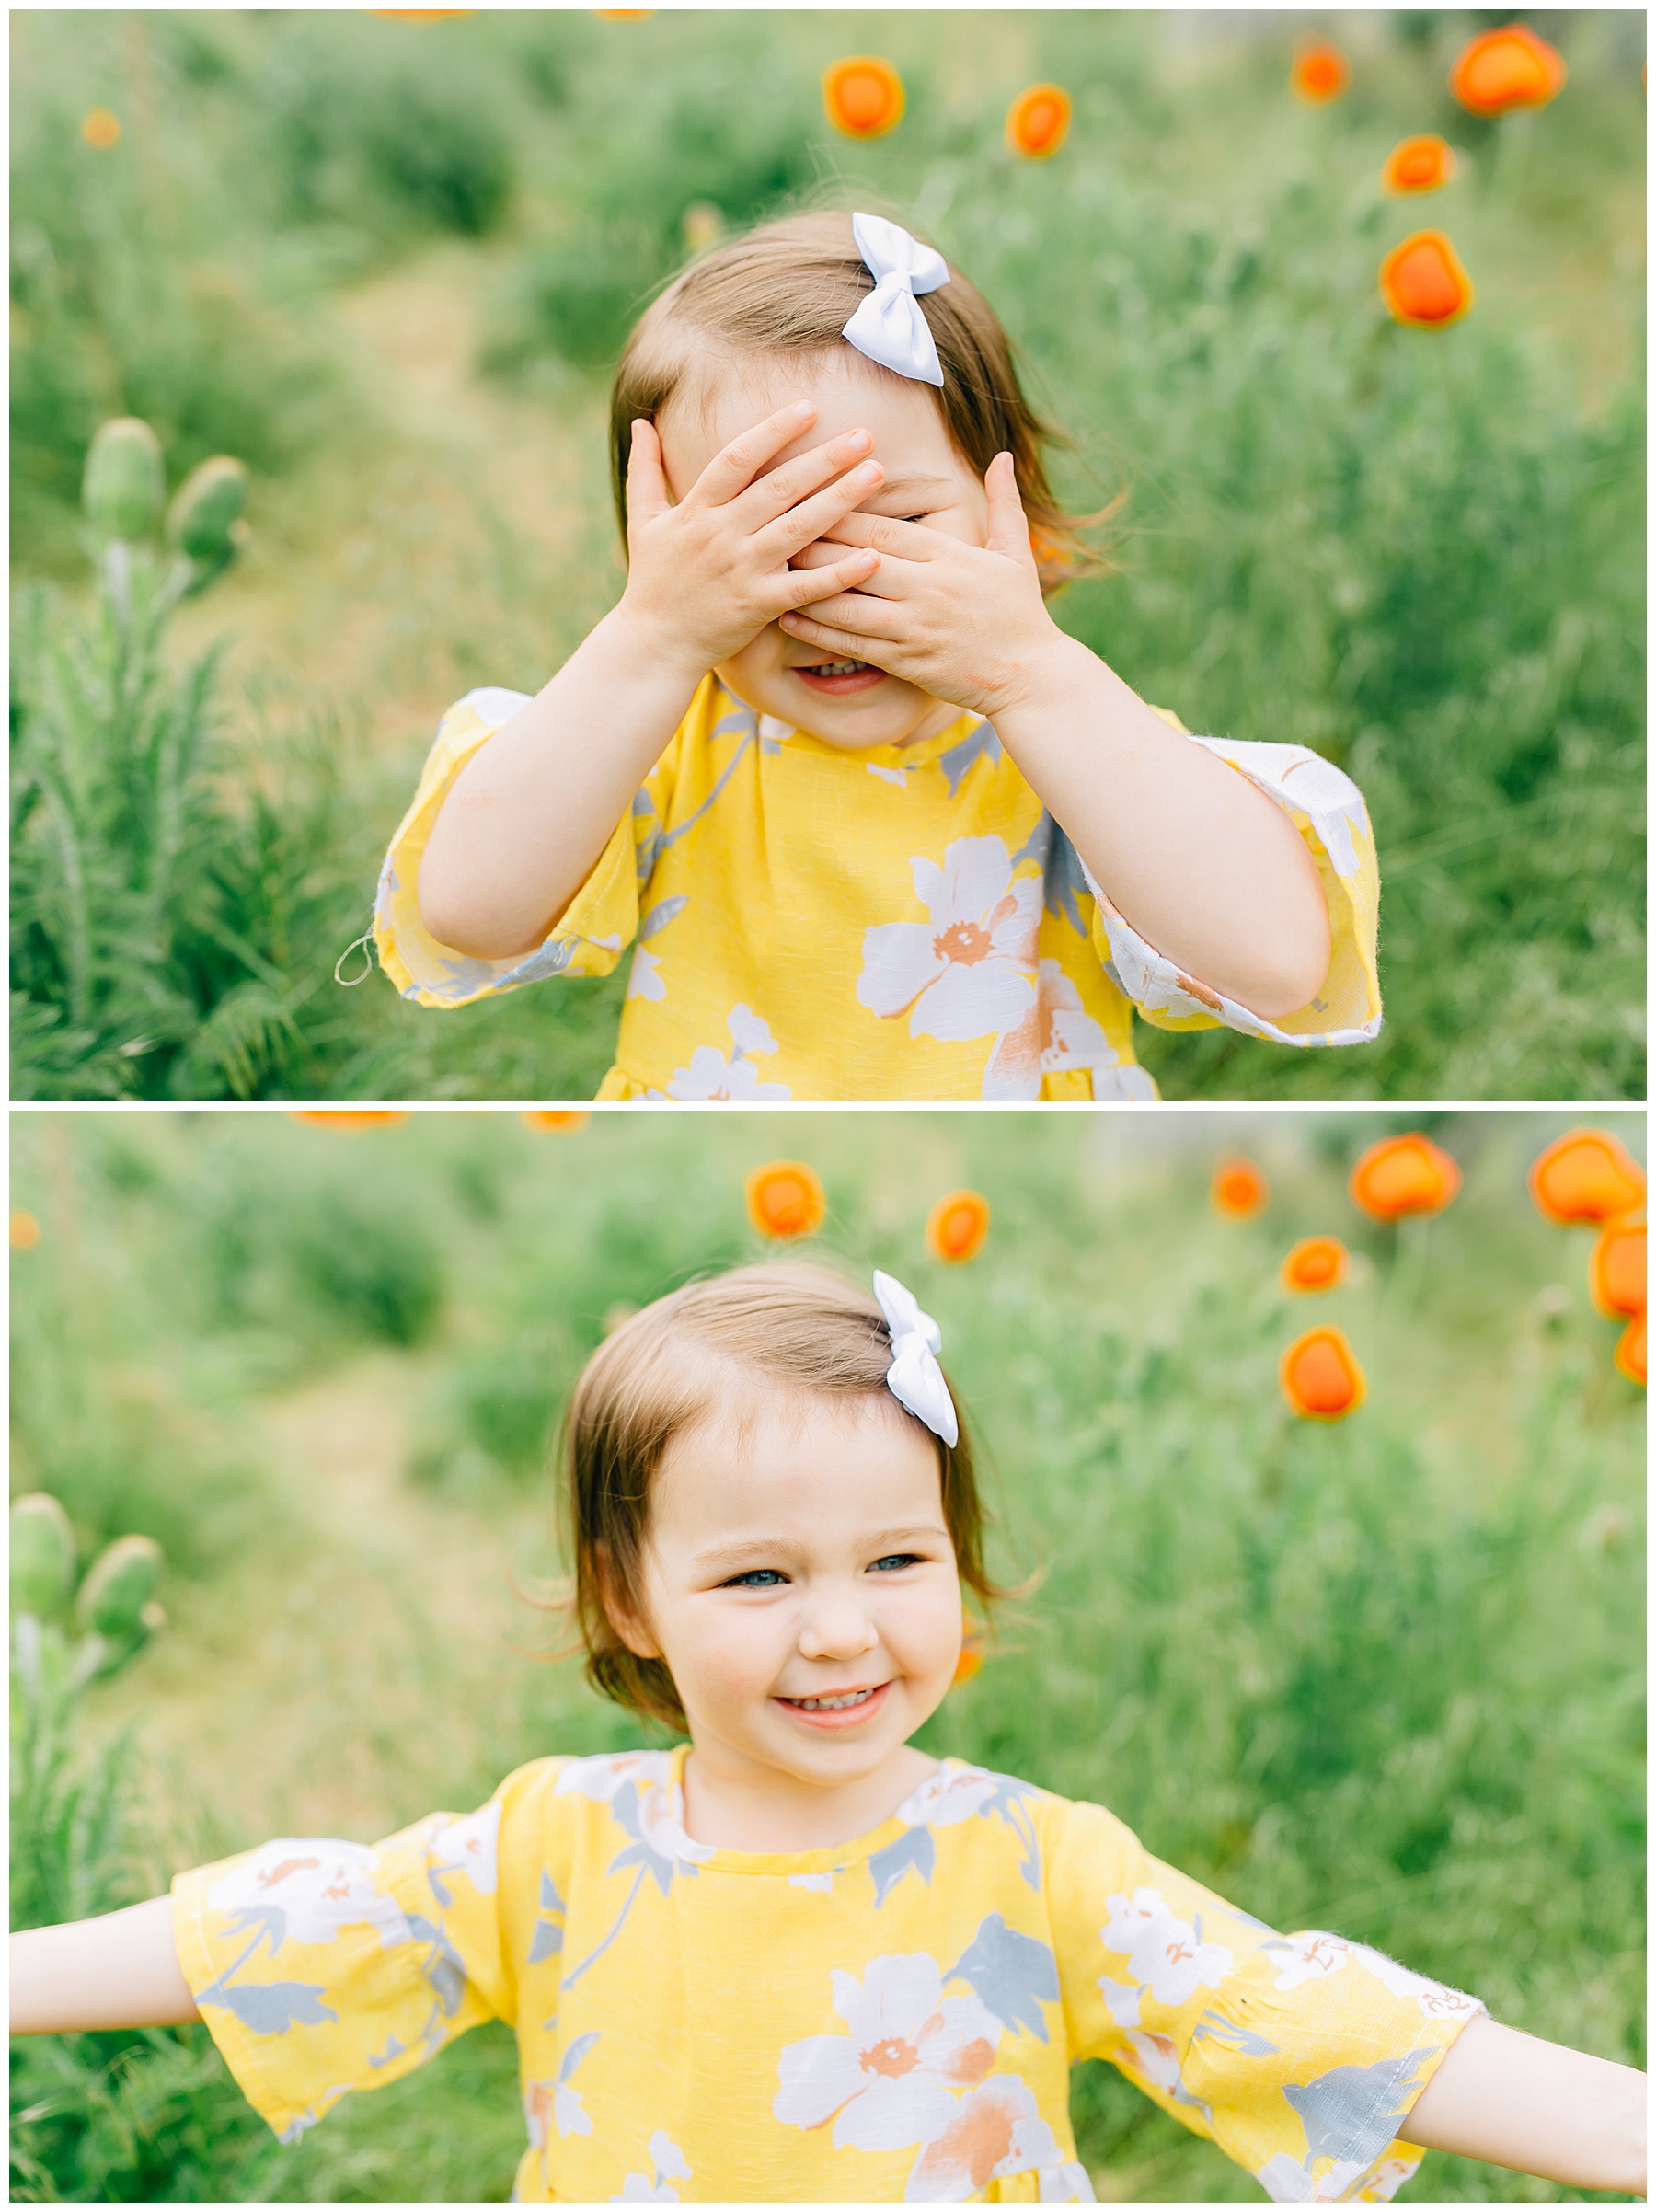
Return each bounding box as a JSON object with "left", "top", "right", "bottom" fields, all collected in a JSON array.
[
  {"left": 83, "top": 417, "right": 166, "bottom": 542},
  {"left": 10, "top": 1492, "right": 75, "bottom": 1624},
  {"left": 75, "top": 1534, "right": 163, "bottom": 1643}
]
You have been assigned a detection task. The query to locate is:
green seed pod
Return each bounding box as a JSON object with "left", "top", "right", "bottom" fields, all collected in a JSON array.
[
  {"left": 83, "top": 418, "right": 166, "bottom": 542},
  {"left": 167, "top": 455, "right": 247, "bottom": 565},
  {"left": 74, "top": 1533, "right": 163, "bottom": 1642},
  {"left": 10, "top": 1492, "right": 75, "bottom": 1622}
]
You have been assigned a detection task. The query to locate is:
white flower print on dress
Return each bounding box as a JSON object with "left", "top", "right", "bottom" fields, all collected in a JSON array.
[
  {"left": 427, "top": 1801, "right": 500, "bottom": 1900},
  {"left": 611, "top": 2130, "right": 691, "bottom": 2202},
  {"left": 892, "top": 1766, "right": 1004, "bottom": 1830},
  {"left": 657, "top": 1004, "right": 790, "bottom": 1101},
  {"left": 1263, "top": 1931, "right": 1351, "bottom": 1993},
  {"left": 205, "top": 1840, "right": 412, "bottom": 1951},
  {"left": 1348, "top": 1944, "right": 1482, "bottom": 2022},
  {"left": 1100, "top": 1888, "right": 1235, "bottom": 2008},
  {"left": 524, "top": 2031, "right": 600, "bottom": 2180},
  {"left": 857, "top": 835, "right": 1040, "bottom": 1043},
  {"left": 983, "top": 960, "right": 1151, "bottom": 1101},
  {"left": 903, "top": 2074, "right": 1066, "bottom": 2202},
  {"left": 627, "top": 945, "right": 666, "bottom": 1001},
  {"left": 774, "top": 1952, "right": 1000, "bottom": 2152}
]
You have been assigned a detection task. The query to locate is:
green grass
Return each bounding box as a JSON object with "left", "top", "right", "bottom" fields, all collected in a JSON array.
[
  {"left": 8, "top": 10, "right": 1645, "bottom": 1099},
  {"left": 8, "top": 1108, "right": 1644, "bottom": 2198}
]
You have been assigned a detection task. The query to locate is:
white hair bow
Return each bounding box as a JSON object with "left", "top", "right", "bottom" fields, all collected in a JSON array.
[
  {"left": 842, "top": 213, "right": 950, "bottom": 389},
  {"left": 872, "top": 1269, "right": 959, "bottom": 1446}
]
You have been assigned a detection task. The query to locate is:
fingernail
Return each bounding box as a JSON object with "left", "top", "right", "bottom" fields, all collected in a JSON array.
[{"left": 788, "top": 401, "right": 813, "bottom": 419}]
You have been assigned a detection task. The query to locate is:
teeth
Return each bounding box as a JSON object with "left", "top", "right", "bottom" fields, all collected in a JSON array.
[
  {"left": 809, "top": 660, "right": 866, "bottom": 676},
  {"left": 791, "top": 1686, "right": 880, "bottom": 1711}
]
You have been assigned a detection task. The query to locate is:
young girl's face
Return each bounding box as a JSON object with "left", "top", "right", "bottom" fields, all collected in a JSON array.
[
  {"left": 622, "top": 1387, "right": 964, "bottom": 1795},
  {"left": 658, "top": 349, "right": 993, "bottom": 752}
]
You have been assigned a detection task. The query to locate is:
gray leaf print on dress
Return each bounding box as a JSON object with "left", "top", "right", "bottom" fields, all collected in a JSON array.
[
  {"left": 946, "top": 1913, "right": 1058, "bottom": 2042},
  {"left": 529, "top": 1869, "right": 568, "bottom": 1964},
  {"left": 938, "top": 720, "right": 1003, "bottom": 796},
  {"left": 1190, "top": 2006, "right": 1280, "bottom": 2059},
  {"left": 639, "top": 896, "right": 688, "bottom": 941},
  {"left": 408, "top": 1912, "right": 469, "bottom": 2016},
  {"left": 1283, "top": 2048, "right": 1434, "bottom": 2165},
  {"left": 200, "top": 1975, "right": 338, "bottom": 2036},
  {"left": 868, "top": 1823, "right": 936, "bottom": 1907}
]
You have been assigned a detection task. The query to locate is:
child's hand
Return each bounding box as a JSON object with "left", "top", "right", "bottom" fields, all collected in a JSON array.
[
  {"left": 777, "top": 454, "right": 1064, "bottom": 720},
  {"left": 618, "top": 404, "right": 886, "bottom": 677}
]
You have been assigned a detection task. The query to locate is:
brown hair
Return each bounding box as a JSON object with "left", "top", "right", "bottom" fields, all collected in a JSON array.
[
  {"left": 609, "top": 202, "right": 1118, "bottom": 598},
  {"left": 559, "top": 1261, "right": 1005, "bottom": 1732}
]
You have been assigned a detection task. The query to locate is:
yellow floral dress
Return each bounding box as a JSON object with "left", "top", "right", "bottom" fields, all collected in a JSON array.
[
  {"left": 171, "top": 1748, "right": 1479, "bottom": 2204},
  {"left": 374, "top": 680, "right": 1381, "bottom": 1102}
]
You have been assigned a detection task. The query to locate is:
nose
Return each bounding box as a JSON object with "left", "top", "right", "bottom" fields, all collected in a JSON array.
[{"left": 796, "top": 1584, "right": 880, "bottom": 1665}]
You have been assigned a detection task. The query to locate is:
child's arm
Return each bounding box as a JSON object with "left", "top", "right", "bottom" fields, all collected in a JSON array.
[
  {"left": 784, "top": 456, "right": 1337, "bottom": 1022},
  {"left": 415, "top": 404, "right": 884, "bottom": 960},
  {"left": 1403, "top": 2013, "right": 1645, "bottom": 2194},
  {"left": 9, "top": 1895, "right": 201, "bottom": 2034}
]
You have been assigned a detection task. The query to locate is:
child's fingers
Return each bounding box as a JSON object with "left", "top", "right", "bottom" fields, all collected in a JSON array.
[
  {"left": 983, "top": 451, "right": 1035, "bottom": 565},
  {"left": 687, "top": 400, "right": 822, "bottom": 511},
  {"left": 625, "top": 419, "right": 673, "bottom": 530},
  {"left": 781, "top": 549, "right": 880, "bottom": 607},
  {"left": 757, "top": 457, "right": 886, "bottom": 561}
]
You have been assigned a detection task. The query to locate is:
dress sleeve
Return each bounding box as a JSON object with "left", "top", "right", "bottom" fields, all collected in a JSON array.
[
  {"left": 169, "top": 1790, "right": 518, "bottom": 2144},
  {"left": 1043, "top": 1795, "right": 1483, "bottom": 2203},
  {"left": 1085, "top": 715, "right": 1382, "bottom": 1050},
  {"left": 374, "top": 687, "right": 663, "bottom": 1010}
]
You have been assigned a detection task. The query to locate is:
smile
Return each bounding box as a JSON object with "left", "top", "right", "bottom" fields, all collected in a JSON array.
[{"left": 781, "top": 1685, "right": 883, "bottom": 1711}]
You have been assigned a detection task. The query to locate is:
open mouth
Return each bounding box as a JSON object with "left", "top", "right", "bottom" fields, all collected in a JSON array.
[
  {"left": 776, "top": 1681, "right": 891, "bottom": 1727},
  {"left": 792, "top": 658, "right": 886, "bottom": 694}
]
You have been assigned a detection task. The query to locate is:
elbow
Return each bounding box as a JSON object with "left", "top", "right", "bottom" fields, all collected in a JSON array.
[
  {"left": 1241, "top": 904, "right": 1333, "bottom": 1024},
  {"left": 415, "top": 860, "right": 546, "bottom": 963}
]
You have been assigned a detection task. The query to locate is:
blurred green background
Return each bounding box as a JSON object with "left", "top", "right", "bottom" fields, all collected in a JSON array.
[
  {"left": 8, "top": 1106, "right": 1644, "bottom": 2200},
  {"left": 7, "top": 9, "right": 1646, "bottom": 1100}
]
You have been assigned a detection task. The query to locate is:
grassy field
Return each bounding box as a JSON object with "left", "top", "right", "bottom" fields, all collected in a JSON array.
[
  {"left": 8, "top": 10, "right": 1645, "bottom": 1100},
  {"left": 8, "top": 1107, "right": 1644, "bottom": 2199}
]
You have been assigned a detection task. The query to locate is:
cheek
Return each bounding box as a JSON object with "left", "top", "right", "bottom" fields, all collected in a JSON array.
[
  {"left": 677, "top": 1606, "right": 788, "bottom": 1709},
  {"left": 880, "top": 1577, "right": 964, "bottom": 1675}
]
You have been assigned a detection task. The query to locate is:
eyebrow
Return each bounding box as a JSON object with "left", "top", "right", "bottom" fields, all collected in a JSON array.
[
  {"left": 867, "top": 473, "right": 953, "bottom": 499},
  {"left": 692, "top": 1524, "right": 949, "bottom": 1568}
]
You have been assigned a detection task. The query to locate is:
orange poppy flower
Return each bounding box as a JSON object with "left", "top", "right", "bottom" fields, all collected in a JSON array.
[
  {"left": 9, "top": 1209, "right": 41, "bottom": 1250},
  {"left": 1281, "top": 1236, "right": 1348, "bottom": 1295},
  {"left": 822, "top": 56, "right": 904, "bottom": 139},
  {"left": 1280, "top": 1327, "right": 1366, "bottom": 1420},
  {"left": 1290, "top": 40, "right": 1350, "bottom": 104},
  {"left": 1615, "top": 1310, "right": 1646, "bottom": 1388},
  {"left": 1529, "top": 1129, "right": 1646, "bottom": 1227},
  {"left": 1380, "top": 232, "right": 1475, "bottom": 328},
  {"left": 1006, "top": 84, "right": 1072, "bottom": 159},
  {"left": 953, "top": 1612, "right": 985, "bottom": 1686},
  {"left": 746, "top": 1161, "right": 826, "bottom": 1240},
  {"left": 369, "top": 8, "right": 476, "bottom": 17},
  {"left": 522, "top": 1111, "right": 590, "bottom": 1133},
  {"left": 81, "top": 108, "right": 121, "bottom": 148},
  {"left": 592, "top": 7, "right": 652, "bottom": 15},
  {"left": 1349, "top": 1134, "right": 1462, "bottom": 1220},
  {"left": 1383, "top": 134, "right": 1455, "bottom": 193},
  {"left": 1589, "top": 1215, "right": 1645, "bottom": 1320},
  {"left": 287, "top": 1111, "right": 410, "bottom": 1130},
  {"left": 926, "top": 1190, "right": 992, "bottom": 1264},
  {"left": 1212, "top": 1160, "right": 1268, "bottom": 1217},
  {"left": 1450, "top": 24, "right": 1567, "bottom": 117}
]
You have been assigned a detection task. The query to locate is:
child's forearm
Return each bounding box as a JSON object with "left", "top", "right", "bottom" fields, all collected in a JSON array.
[
  {"left": 1405, "top": 2015, "right": 1645, "bottom": 2193},
  {"left": 9, "top": 1895, "right": 201, "bottom": 2035},
  {"left": 990, "top": 635, "right": 1332, "bottom": 1021},
  {"left": 416, "top": 605, "right": 707, "bottom": 959}
]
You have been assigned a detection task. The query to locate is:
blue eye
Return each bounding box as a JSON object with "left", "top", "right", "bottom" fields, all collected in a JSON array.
[
  {"left": 723, "top": 1568, "right": 786, "bottom": 1588},
  {"left": 871, "top": 1553, "right": 921, "bottom": 1572}
]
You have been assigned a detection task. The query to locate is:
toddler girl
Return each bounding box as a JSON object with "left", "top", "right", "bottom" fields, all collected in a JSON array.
[
  {"left": 12, "top": 1263, "right": 1642, "bottom": 2200},
  {"left": 375, "top": 207, "right": 1383, "bottom": 1100}
]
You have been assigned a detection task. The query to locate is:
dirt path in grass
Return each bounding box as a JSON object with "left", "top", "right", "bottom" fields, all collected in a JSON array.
[
  {"left": 87, "top": 1354, "right": 564, "bottom": 1850},
  {"left": 167, "top": 242, "right": 619, "bottom": 762}
]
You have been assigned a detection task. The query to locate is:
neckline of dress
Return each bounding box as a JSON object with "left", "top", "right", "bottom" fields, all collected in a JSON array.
[
  {"left": 661, "top": 1743, "right": 963, "bottom": 1874},
  {"left": 709, "top": 682, "right": 983, "bottom": 772}
]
